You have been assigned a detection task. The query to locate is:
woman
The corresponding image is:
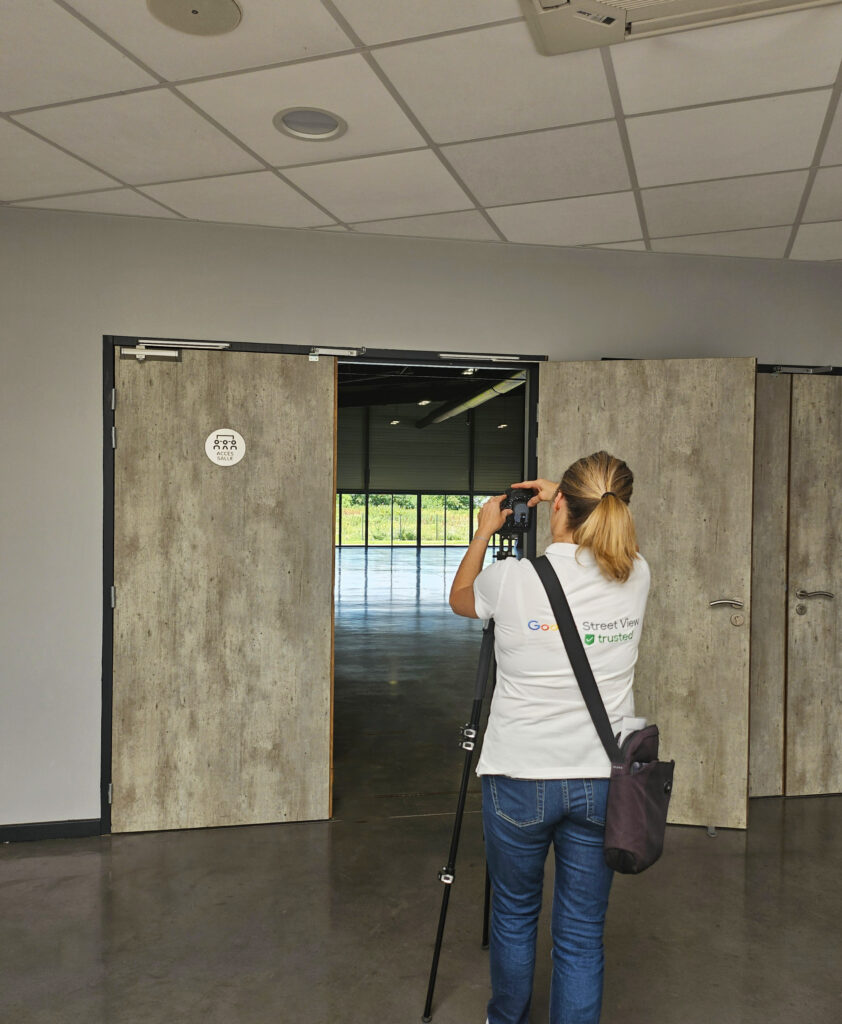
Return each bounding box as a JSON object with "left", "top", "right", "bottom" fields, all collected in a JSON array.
[{"left": 449, "top": 451, "right": 650, "bottom": 1024}]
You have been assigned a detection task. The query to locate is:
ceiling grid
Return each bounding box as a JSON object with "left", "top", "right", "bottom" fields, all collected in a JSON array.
[
  {"left": 1, "top": 0, "right": 840, "bottom": 261},
  {"left": 322, "top": 0, "right": 507, "bottom": 239}
]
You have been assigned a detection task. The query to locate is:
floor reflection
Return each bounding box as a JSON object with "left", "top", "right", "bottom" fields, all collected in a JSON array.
[{"left": 333, "top": 547, "right": 492, "bottom": 820}]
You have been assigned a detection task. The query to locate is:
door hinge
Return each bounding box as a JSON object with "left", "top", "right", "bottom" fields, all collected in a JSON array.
[
  {"left": 107, "top": 783, "right": 113, "bottom": 805},
  {"left": 110, "top": 586, "right": 116, "bottom": 609},
  {"left": 112, "top": 426, "right": 117, "bottom": 449},
  {"left": 772, "top": 365, "right": 833, "bottom": 375},
  {"left": 111, "top": 388, "right": 116, "bottom": 411},
  {"left": 309, "top": 346, "right": 364, "bottom": 361}
]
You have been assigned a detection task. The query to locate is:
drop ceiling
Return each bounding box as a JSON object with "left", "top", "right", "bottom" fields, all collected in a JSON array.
[{"left": 2, "top": 0, "right": 842, "bottom": 261}]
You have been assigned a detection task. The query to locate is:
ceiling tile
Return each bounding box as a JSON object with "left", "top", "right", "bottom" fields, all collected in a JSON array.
[
  {"left": 627, "top": 91, "right": 831, "bottom": 187},
  {"left": 140, "top": 171, "right": 334, "bottom": 228},
  {"left": 443, "top": 122, "right": 630, "bottom": 206},
  {"left": 803, "top": 165, "right": 842, "bottom": 223},
  {"left": 351, "top": 210, "right": 498, "bottom": 241},
  {"left": 66, "top": 0, "right": 353, "bottom": 80},
  {"left": 1, "top": 0, "right": 156, "bottom": 111},
  {"left": 372, "top": 22, "right": 614, "bottom": 144},
  {"left": 180, "top": 54, "right": 425, "bottom": 167},
  {"left": 0, "top": 120, "right": 115, "bottom": 201},
  {"left": 16, "top": 90, "right": 261, "bottom": 185},
  {"left": 820, "top": 101, "right": 842, "bottom": 164},
  {"left": 643, "top": 171, "right": 808, "bottom": 237},
  {"left": 611, "top": 7, "right": 842, "bottom": 115},
  {"left": 12, "top": 188, "right": 179, "bottom": 217},
  {"left": 488, "top": 192, "right": 641, "bottom": 246},
  {"left": 283, "top": 150, "right": 471, "bottom": 223},
  {"left": 790, "top": 220, "right": 842, "bottom": 259},
  {"left": 651, "top": 226, "right": 791, "bottom": 258},
  {"left": 332, "top": 0, "right": 520, "bottom": 45},
  {"left": 590, "top": 240, "right": 647, "bottom": 251}
]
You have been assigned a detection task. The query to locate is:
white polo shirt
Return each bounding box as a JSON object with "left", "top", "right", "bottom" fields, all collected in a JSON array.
[{"left": 473, "top": 543, "right": 650, "bottom": 780}]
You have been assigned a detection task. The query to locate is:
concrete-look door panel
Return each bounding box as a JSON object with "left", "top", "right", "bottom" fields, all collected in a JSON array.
[
  {"left": 786, "top": 375, "right": 842, "bottom": 797},
  {"left": 749, "top": 373, "right": 791, "bottom": 798},
  {"left": 538, "top": 358, "right": 756, "bottom": 829},
  {"left": 112, "top": 348, "right": 335, "bottom": 833}
]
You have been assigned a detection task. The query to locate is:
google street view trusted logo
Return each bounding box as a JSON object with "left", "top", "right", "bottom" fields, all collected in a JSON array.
[{"left": 527, "top": 617, "right": 638, "bottom": 645}]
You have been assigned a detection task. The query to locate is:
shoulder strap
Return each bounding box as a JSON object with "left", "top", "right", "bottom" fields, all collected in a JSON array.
[{"left": 532, "top": 555, "right": 622, "bottom": 764}]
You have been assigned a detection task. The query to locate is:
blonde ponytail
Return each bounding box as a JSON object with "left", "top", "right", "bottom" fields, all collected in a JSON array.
[{"left": 559, "top": 451, "right": 638, "bottom": 582}]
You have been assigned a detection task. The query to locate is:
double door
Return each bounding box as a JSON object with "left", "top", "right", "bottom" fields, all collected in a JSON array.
[
  {"left": 108, "top": 352, "right": 838, "bottom": 835},
  {"left": 538, "top": 361, "right": 842, "bottom": 828}
]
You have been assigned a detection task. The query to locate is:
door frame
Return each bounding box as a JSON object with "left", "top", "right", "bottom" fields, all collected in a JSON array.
[{"left": 100, "top": 336, "right": 545, "bottom": 833}]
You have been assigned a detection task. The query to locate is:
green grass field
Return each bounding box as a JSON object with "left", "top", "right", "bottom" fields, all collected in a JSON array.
[{"left": 336, "top": 494, "right": 492, "bottom": 546}]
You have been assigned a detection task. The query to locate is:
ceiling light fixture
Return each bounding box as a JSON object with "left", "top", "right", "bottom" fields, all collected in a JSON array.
[
  {"left": 461, "top": 368, "right": 477, "bottom": 376},
  {"left": 390, "top": 419, "right": 400, "bottom": 426},
  {"left": 147, "top": 0, "right": 242, "bottom": 36},
  {"left": 273, "top": 107, "right": 348, "bottom": 142},
  {"left": 497, "top": 423, "right": 509, "bottom": 430},
  {"left": 417, "top": 399, "right": 431, "bottom": 406}
]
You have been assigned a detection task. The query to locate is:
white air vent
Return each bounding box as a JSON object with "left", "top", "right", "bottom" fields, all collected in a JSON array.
[{"left": 521, "top": 0, "right": 841, "bottom": 53}]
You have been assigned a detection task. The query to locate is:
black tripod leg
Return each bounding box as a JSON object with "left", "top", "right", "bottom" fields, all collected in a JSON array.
[{"left": 422, "top": 621, "right": 495, "bottom": 1023}]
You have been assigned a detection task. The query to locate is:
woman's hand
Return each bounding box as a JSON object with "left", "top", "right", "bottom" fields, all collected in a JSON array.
[
  {"left": 510, "top": 478, "right": 558, "bottom": 507},
  {"left": 476, "top": 494, "right": 512, "bottom": 538}
]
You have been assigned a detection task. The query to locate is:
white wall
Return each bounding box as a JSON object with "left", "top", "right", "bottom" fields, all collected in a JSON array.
[{"left": 2, "top": 205, "right": 841, "bottom": 825}]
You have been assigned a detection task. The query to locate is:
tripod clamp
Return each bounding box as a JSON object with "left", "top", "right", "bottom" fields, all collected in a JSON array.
[
  {"left": 458, "top": 725, "right": 477, "bottom": 751},
  {"left": 437, "top": 867, "right": 455, "bottom": 885}
]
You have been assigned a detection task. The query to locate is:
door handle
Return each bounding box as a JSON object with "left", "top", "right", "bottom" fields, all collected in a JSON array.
[
  {"left": 709, "top": 599, "right": 744, "bottom": 609},
  {"left": 795, "top": 589, "right": 835, "bottom": 600}
]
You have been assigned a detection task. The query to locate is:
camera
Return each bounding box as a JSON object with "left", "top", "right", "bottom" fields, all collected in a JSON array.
[{"left": 498, "top": 488, "right": 534, "bottom": 537}]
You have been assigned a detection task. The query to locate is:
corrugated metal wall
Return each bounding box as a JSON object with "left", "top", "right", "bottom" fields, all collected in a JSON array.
[{"left": 337, "top": 392, "right": 524, "bottom": 493}]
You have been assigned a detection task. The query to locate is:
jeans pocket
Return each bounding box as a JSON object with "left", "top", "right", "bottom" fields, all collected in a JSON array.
[
  {"left": 585, "top": 778, "right": 609, "bottom": 827},
  {"left": 489, "top": 776, "right": 545, "bottom": 827}
]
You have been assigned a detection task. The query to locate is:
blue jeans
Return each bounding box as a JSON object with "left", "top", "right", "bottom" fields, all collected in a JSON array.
[{"left": 481, "top": 775, "right": 614, "bottom": 1024}]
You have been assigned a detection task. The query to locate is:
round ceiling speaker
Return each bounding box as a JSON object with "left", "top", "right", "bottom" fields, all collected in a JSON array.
[
  {"left": 147, "top": 0, "right": 242, "bottom": 36},
  {"left": 273, "top": 107, "right": 348, "bottom": 141}
]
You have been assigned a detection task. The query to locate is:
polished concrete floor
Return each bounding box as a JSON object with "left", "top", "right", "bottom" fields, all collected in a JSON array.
[
  {"left": 2, "top": 549, "right": 841, "bottom": 1024},
  {"left": 332, "top": 547, "right": 493, "bottom": 822}
]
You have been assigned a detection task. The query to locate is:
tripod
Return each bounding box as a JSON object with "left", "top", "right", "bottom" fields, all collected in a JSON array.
[{"left": 422, "top": 532, "right": 520, "bottom": 1022}]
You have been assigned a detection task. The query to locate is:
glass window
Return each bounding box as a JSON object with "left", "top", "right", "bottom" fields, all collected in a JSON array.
[
  {"left": 335, "top": 492, "right": 512, "bottom": 547},
  {"left": 392, "top": 493, "right": 417, "bottom": 545},
  {"left": 367, "top": 493, "right": 392, "bottom": 546},
  {"left": 445, "top": 494, "right": 470, "bottom": 546},
  {"left": 341, "top": 493, "right": 366, "bottom": 546},
  {"left": 420, "top": 495, "right": 446, "bottom": 546}
]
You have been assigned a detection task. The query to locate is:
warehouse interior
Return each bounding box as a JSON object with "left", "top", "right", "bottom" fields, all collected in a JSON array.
[
  {"left": 2, "top": 2, "right": 842, "bottom": 1023},
  {"left": 332, "top": 359, "right": 528, "bottom": 821}
]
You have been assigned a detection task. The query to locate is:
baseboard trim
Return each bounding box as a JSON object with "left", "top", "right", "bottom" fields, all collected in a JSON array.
[{"left": 0, "top": 819, "right": 103, "bottom": 843}]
